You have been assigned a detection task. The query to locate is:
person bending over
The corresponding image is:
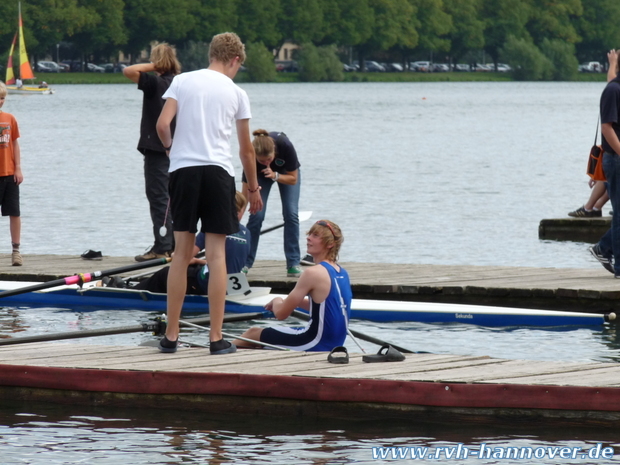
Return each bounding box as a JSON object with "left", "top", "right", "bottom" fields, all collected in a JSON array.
[{"left": 233, "top": 220, "right": 351, "bottom": 351}]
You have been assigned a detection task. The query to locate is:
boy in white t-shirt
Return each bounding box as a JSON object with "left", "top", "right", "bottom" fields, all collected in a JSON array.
[{"left": 156, "top": 32, "right": 263, "bottom": 355}]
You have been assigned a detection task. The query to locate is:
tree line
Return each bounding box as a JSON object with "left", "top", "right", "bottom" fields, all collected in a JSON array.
[{"left": 1, "top": 0, "right": 619, "bottom": 80}]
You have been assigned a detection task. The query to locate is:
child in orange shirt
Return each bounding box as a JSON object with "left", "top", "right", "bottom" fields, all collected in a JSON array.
[{"left": 0, "top": 82, "right": 24, "bottom": 266}]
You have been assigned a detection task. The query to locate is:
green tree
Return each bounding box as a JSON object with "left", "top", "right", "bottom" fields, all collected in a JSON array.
[
  {"left": 410, "top": 0, "right": 452, "bottom": 54},
  {"left": 279, "top": 0, "right": 325, "bottom": 45},
  {"left": 185, "top": 0, "right": 238, "bottom": 44},
  {"left": 318, "top": 44, "right": 344, "bottom": 81},
  {"left": 176, "top": 41, "right": 210, "bottom": 71},
  {"left": 540, "top": 37, "right": 578, "bottom": 80},
  {"left": 575, "top": 0, "right": 620, "bottom": 63},
  {"left": 320, "top": 0, "right": 374, "bottom": 48},
  {"left": 235, "top": 0, "right": 281, "bottom": 48},
  {"left": 482, "top": 0, "right": 532, "bottom": 66},
  {"left": 297, "top": 42, "right": 326, "bottom": 81},
  {"left": 245, "top": 41, "right": 277, "bottom": 82},
  {"left": 501, "top": 35, "right": 553, "bottom": 80},
  {"left": 443, "top": 0, "right": 485, "bottom": 62},
  {"left": 123, "top": 0, "right": 199, "bottom": 61},
  {"left": 18, "top": 0, "right": 96, "bottom": 60},
  {"left": 70, "top": 0, "right": 127, "bottom": 61},
  {"left": 357, "top": 0, "right": 416, "bottom": 68},
  {"left": 526, "top": 0, "right": 582, "bottom": 45}
]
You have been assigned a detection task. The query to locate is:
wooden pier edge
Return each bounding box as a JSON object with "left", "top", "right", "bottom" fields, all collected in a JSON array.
[{"left": 2, "top": 365, "right": 620, "bottom": 426}]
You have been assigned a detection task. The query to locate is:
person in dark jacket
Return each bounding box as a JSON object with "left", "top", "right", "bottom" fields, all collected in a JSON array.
[{"left": 123, "top": 43, "right": 181, "bottom": 262}]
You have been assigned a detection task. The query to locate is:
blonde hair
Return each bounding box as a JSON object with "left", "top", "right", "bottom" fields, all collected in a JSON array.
[
  {"left": 150, "top": 43, "right": 181, "bottom": 75},
  {"left": 209, "top": 32, "right": 246, "bottom": 65},
  {"left": 252, "top": 129, "right": 275, "bottom": 159},
  {"left": 0, "top": 81, "right": 7, "bottom": 98},
  {"left": 307, "top": 220, "right": 344, "bottom": 262},
  {"left": 235, "top": 190, "right": 248, "bottom": 213}
]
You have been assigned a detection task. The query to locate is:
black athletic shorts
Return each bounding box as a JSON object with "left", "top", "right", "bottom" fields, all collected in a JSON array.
[
  {"left": 0, "top": 176, "right": 20, "bottom": 217},
  {"left": 169, "top": 165, "right": 238, "bottom": 235}
]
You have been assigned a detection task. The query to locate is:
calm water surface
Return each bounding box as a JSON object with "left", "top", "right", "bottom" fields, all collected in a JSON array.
[
  {"left": 2, "top": 81, "right": 608, "bottom": 268},
  {"left": 1, "top": 82, "right": 619, "bottom": 463}
]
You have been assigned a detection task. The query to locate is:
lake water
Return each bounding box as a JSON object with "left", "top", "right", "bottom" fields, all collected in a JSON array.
[
  {"left": 2, "top": 81, "right": 608, "bottom": 269},
  {"left": 1, "top": 82, "right": 619, "bottom": 463}
]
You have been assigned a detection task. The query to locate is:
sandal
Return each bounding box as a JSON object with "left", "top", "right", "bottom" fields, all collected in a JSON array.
[
  {"left": 362, "top": 344, "right": 406, "bottom": 363},
  {"left": 327, "top": 346, "right": 349, "bottom": 364}
]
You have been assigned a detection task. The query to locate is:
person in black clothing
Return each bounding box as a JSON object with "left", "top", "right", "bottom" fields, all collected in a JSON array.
[
  {"left": 123, "top": 43, "right": 181, "bottom": 262},
  {"left": 242, "top": 129, "right": 302, "bottom": 277},
  {"left": 590, "top": 49, "right": 620, "bottom": 276}
]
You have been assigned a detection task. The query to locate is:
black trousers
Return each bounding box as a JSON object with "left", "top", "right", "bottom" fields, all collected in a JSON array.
[
  {"left": 143, "top": 149, "right": 174, "bottom": 253},
  {"left": 134, "top": 265, "right": 204, "bottom": 295}
]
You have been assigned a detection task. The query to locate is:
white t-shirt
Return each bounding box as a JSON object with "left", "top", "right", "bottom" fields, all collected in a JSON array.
[{"left": 163, "top": 69, "right": 251, "bottom": 175}]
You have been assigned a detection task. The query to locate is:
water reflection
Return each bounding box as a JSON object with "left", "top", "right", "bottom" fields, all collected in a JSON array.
[{"left": 0, "top": 400, "right": 618, "bottom": 465}]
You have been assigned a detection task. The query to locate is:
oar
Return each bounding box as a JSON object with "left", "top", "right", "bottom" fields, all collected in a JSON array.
[
  {"left": 0, "top": 312, "right": 267, "bottom": 346},
  {"left": 292, "top": 310, "right": 415, "bottom": 354},
  {"left": 179, "top": 318, "right": 290, "bottom": 351},
  {"left": 259, "top": 210, "right": 312, "bottom": 235},
  {"left": 0, "top": 257, "right": 172, "bottom": 299}
]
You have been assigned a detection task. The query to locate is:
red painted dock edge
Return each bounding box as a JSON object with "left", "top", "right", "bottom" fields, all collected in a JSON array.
[{"left": 1, "top": 364, "right": 620, "bottom": 414}]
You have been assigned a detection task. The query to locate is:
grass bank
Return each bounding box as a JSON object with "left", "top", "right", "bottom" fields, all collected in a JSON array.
[{"left": 33, "top": 71, "right": 608, "bottom": 85}]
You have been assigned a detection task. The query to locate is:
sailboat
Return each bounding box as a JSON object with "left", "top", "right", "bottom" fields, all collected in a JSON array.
[{"left": 5, "top": 2, "right": 54, "bottom": 95}]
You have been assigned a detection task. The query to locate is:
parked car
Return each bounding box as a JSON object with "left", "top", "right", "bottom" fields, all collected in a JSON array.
[
  {"left": 275, "top": 60, "right": 299, "bottom": 72},
  {"left": 496, "top": 63, "right": 511, "bottom": 72},
  {"left": 35, "top": 61, "right": 61, "bottom": 73},
  {"left": 58, "top": 62, "right": 70, "bottom": 72},
  {"left": 410, "top": 61, "right": 431, "bottom": 72},
  {"left": 364, "top": 61, "right": 386, "bottom": 72},
  {"left": 343, "top": 63, "right": 357, "bottom": 72},
  {"left": 473, "top": 64, "right": 492, "bottom": 72},
  {"left": 579, "top": 62, "right": 602, "bottom": 73},
  {"left": 385, "top": 63, "right": 404, "bottom": 72},
  {"left": 62, "top": 60, "right": 82, "bottom": 72},
  {"left": 86, "top": 63, "right": 105, "bottom": 73},
  {"left": 454, "top": 63, "right": 471, "bottom": 72},
  {"left": 432, "top": 63, "right": 449, "bottom": 72}
]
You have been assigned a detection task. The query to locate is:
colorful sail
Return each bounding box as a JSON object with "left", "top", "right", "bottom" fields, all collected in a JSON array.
[
  {"left": 17, "top": 2, "right": 35, "bottom": 80},
  {"left": 5, "top": 33, "right": 17, "bottom": 85}
]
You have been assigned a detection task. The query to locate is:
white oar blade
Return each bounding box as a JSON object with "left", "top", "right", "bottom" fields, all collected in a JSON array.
[{"left": 299, "top": 211, "right": 313, "bottom": 222}]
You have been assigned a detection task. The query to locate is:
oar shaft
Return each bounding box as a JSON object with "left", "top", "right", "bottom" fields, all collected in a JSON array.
[
  {"left": 0, "top": 312, "right": 267, "bottom": 346},
  {"left": 0, "top": 257, "right": 172, "bottom": 299},
  {"left": 179, "top": 319, "right": 289, "bottom": 351}
]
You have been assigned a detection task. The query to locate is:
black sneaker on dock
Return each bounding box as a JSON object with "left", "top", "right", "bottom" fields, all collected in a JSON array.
[
  {"left": 589, "top": 244, "right": 614, "bottom": 274},
  {"left": 569, "top": 206, "right": 602, "bottom": 218},
  {"left": 300, "top": 254, "right": 315, "bottom": 266}
]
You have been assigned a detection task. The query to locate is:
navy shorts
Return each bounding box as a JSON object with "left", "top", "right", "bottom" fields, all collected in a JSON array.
[
  {"left": 0, "top": 176, "right": 20, "bottom": 217},
  {"left": 169, "top": 165, "right": 238, "bottom": 235}
]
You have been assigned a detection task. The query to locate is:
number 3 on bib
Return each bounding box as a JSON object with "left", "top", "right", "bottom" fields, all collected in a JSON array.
[{"left": 227, "top": 272, "right": 252, "bottom": 296}]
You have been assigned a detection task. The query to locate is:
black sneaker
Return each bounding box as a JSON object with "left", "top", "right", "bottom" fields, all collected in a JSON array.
[
  {"left": 81, "top": 249, "right": 102, "bottom": 260},
  {"left": 568, "top": 206, "right": 602, "bottom": 218},
  {"left": 158, "top": 336, "right": 178, "bottom": 353},
  {"left": 589, "top": 244, "right": 614, "bottom": 274},
  {"left": 210, "top": 338, "right": 237, "bottom": 355},
  {"left": 300, "top": 254, "right": 315, "bottom": 266}
]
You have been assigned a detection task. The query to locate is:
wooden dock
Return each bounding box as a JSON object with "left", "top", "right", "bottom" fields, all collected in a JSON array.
[
  {"left": 1, "top": 342, "right": 619, "bottom": 425},
  {"left": 539, "top": 216, "right": 610, "bottom": 243},
  {"left": 0, "top": 254, "right": 618, "bottom": 314}
]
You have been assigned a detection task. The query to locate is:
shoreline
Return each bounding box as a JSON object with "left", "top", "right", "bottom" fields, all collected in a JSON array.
[{"left": 23, "top": 71, "right": 608, "bottom": 85}]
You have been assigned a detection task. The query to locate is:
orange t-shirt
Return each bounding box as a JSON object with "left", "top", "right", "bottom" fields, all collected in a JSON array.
[{"left": 0, "top": 111, "right": 20, "bottom": 177}]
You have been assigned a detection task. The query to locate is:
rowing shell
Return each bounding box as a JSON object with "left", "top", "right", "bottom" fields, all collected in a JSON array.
[{"left": 0, "top": 280, "right": 612, "bottom": 327}]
